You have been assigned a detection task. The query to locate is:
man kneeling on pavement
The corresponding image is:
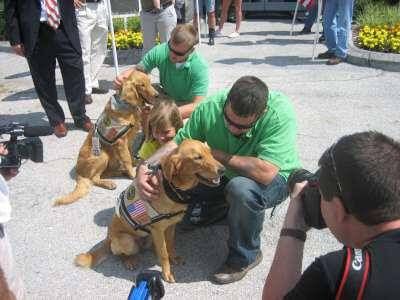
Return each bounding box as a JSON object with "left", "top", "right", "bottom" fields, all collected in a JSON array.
[{"left": 135, "top": 76, "right": 300, "bottom": 284}]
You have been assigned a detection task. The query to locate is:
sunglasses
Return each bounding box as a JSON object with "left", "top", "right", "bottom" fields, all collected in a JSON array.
[
  {"left": 168, "top": 41, "right": 193, "bottom": 57},
  {"left": 328, "top": 144, "right": 343, "bottom": 195},
  {"left": 223, "top": 108, "right": 257, "bottom": 130}
]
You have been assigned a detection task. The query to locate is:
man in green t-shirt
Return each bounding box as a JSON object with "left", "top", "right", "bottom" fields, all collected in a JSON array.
[
  {"left": 114, "top": 24, "right": 209, "bottom": 119},
  {"left": 135, "top": 76, "right": 301, "bottom": 284}
]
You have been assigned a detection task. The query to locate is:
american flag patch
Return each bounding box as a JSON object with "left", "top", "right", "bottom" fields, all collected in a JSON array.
[{"left": 127, "top": 200, "right": 150, "bottom": 225}]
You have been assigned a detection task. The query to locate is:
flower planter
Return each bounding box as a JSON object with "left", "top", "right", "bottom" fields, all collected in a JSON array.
[{"left": 105, "top": 48, "right": 143, "bottom": 66}]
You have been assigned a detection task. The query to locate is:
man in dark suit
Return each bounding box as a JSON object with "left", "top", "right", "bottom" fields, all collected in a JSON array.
[{"left": 5, "top": 0, "right": 93, "bottom": 138}]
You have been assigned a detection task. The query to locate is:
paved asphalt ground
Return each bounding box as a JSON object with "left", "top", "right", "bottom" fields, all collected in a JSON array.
[{"left": 1, "top": 19, "right": 400, "bottom": 299}]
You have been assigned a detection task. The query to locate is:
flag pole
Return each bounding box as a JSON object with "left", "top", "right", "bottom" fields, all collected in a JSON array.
[
  {"left": 290, "top": 0, "right": 300, "bottom": 36},
  {"left": 105, "top": 0, "right": 119, "bottom": 76},
  {"left": 196, "top": 0, "right": 201, "bottom": 45}
]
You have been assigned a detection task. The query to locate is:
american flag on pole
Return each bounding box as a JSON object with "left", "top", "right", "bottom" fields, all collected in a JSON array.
[
  {"left": 299, "top": 0, "right": 315, "bottom": 11},
  {"left": 127, "top": 200, "right": 150, "bottom": 225}
]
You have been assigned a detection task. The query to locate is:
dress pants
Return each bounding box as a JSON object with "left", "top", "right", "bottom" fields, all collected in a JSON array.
[
  {"left": 140, "top": 5, "right": 177, "bottom": 55},
  {"left": 27, "top": 22, "right": 87, "bottom": 127},
  {"left": 76, "top": 1, "right": 108, "bottom": 96}
]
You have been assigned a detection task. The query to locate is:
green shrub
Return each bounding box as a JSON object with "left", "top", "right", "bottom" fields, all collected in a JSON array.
[
  {"left": 126, "top": 16, "right": 141, "bottom": 32},
  {"left": 112, "top": 17, "right": 125, "bottom": 32},
  {"left": 356, "top": 2, "right": 400, "bottom": 27}
]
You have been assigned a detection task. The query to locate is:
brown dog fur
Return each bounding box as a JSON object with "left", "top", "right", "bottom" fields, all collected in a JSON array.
[
  {"left": 74, "top": 140, "right": 225, "bottom": 283},
  {"left": 53, "top": 71, "right": 158, "bottom": 206}
]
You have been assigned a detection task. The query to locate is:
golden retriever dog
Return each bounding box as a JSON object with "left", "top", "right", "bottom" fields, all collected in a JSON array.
[
  {"left": 54, "top": 71, "right": 158, "bottom": 206},
  {"left": 74, "top": 139, "right": 225, "bottom": 283}
]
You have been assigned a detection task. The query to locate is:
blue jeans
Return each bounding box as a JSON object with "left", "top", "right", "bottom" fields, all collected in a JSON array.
[
  {"left": 187, "top": 175, "right": 288, "bottom": 268},
  {"left": 323, "top": 0, "right": 354, "bottom": 58}
]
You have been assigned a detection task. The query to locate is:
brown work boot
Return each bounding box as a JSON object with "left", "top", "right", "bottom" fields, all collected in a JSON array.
[
  {"left": 317, "top": 50, "right": 335, "bottom": 59},
  {"left": 211, "top": 251, "right": 263, "bottom": 284},
  {"left": 53, "top": 122, "right": 68, "bottom": 138},
  {"left": 327, "top": 56, "right": 345, "bottom": 65}
]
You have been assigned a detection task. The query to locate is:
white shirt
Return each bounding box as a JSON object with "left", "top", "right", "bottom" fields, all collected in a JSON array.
[{"left": 0, "top": 174, "right": 11, "bottom": 224}]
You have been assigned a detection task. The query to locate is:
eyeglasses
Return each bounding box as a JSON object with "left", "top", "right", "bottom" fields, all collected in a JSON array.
[
  {"left": 223, "top": 108, "right": 257, "bottom": 130},
  {"left": 168, "top": 41, "right": 193, "bottom": 57},
  {"left": 328, "top": 144, "right": 343, "bottom": 195}
]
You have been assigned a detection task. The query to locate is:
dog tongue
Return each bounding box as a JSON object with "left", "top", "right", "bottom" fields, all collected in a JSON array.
[{"left": 212, "top": 177, "right": 221, "bottom": 185}]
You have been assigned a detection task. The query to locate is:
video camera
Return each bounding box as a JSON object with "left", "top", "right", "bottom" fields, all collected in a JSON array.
[
  {"left": 287, "top": 169, "right": 327, "bottom": 229},
  {"left": 0, "top": 122, "right": 52, "bottom": 168}
]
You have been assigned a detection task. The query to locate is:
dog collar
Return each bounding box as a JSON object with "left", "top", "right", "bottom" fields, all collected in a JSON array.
[
  {"left": 111, "top": 94, "right": 135, "bottom": 111},
  {"left": 146, "top": 163, "right": 192, "bottom": 204}
]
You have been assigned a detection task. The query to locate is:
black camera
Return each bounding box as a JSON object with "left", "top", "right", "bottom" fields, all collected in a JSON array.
[
  {"left": 0, "top": 123, "right": 50, "bottom": 168},
  {"left": 287, "top": 169, "right": 327, "bottom": 229}
]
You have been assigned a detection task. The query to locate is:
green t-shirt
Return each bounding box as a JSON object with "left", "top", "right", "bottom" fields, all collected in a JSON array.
[
  {"left": 138, "top": 43, "right": 209, "bottom": 103},
  {"left": 174, "top": 89, "right": 301, "bottom": 180}
]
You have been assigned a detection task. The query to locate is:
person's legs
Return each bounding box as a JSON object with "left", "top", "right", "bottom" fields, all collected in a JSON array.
[
  {"left": 140, "top": 11, "right": 158, "bottom": 55},
  {"left": 217, "top": 0, "right": 232, "bottom": 32},
  {"left": 207, "top": 0, "right": 216, "bottom": 45},
  {"left": 334, "top": 0, "right": 354, "bottom": 59},
  {"left": 323, "top": 0, "right": 338, "bottom": 53},
  {"left": 225, "top": 175, "right": 288, "bottom": 268},
  {"left": 55, "top": 24, "right": 87, "bottom": 125},
  {"left": 233, "top": 0, "right": 242, "bottom": 33},
  {"left": 157, "top": 5, "right": 177, "bottom": 44},
  {"left": 27, "top": 24, "right": 63, "bottom": 127},
  {"left": 89, "top": 1, "right": 108, "bottom": 91},
  {"left": 303, "top": 4, "right": 318, "bottom": 32},
  {"left": 76, "top": 5, "right": 96, "bottom": 96}
]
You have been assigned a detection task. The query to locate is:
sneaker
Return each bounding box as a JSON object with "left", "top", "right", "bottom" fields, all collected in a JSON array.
[
  {"left": 212, "top": 251, "right": 263, "bottom": 284},
  {"left": 317, "top": 50, "right": 335, "bottom": 59},
  {"left": 228, "top": 31, "right": 240, "bottom": 38},
  {"left": 215, "top": 29, "right": 223, "bottom": 37}
]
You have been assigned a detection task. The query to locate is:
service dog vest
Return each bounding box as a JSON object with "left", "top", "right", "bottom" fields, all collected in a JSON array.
[
  {"left": 95, "top": 95, "right": 134, "bottom": 145},
  {"left": 115, "top": 181, "right": 186, "bottom": 234}
]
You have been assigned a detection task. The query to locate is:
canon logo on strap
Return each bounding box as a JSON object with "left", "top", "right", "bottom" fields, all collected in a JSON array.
[{"left": 352, "top": 248, "right": 363, "bottom": 271}]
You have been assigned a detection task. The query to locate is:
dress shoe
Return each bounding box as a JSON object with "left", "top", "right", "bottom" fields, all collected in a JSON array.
[
  {"left": 297, "top": 27, "right": 312, "bottom": 35},
  {"left": 211, "top": 251, "right": 263, "bottom": 284},
  {"left": 317, "top": 50, "right": 335, "bottom": 59},
  {"left": 53, "top": 122, "right": 68, "bottom": 138},
  {"left": 74, "top": 116, "right": 93, "bottom": 132},
  {"left": 91, "top": 87, "right": 108, "bottom": 94},
  {"left": 327, "top": 56, "right": 345, "bottom": 65},
  {"left": 85, "top": 95, "right": 93, "bottom": 105}
]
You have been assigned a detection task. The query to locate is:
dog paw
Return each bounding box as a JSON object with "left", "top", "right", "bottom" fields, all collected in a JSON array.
[
  {"left": 74, "top": 253, "right": 92, "bottom": 268},
  {"left": 162, "top": 271, "right": 176, "bottom": 283},
  {"left": 123, "top": 256, "right": 138, "bottom": 270},
  {"left": 170, "top": 256, "right": 185, "bottom": 266}
]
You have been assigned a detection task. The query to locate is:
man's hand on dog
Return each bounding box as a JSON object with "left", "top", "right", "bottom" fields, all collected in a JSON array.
[
  {"left": 113, "top": 69, "right": 135, "bottom": 91},
  {"left": 137, "top": 163, "right": 162, "bottom": 201}
]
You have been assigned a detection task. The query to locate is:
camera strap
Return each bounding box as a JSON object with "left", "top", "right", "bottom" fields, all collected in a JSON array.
[{"left": 335, "top": 247, "right": 371, "bottom": 300}]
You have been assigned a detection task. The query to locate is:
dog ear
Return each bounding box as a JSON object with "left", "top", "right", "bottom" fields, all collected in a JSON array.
[{"left": 162, "top": 153, "right": 181, "bottom": 183}]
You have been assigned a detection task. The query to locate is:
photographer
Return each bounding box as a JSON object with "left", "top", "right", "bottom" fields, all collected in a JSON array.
[
  {"left": 0, "top": 144, "right": 24, "bottom": 299},
  {"left": 262, "top": 131, "right": 400, "bottom": 299}
]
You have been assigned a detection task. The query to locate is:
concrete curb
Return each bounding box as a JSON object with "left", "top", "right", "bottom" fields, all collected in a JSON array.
[{"left": 347, "top": 30, "right": 400, "bottom": 72}]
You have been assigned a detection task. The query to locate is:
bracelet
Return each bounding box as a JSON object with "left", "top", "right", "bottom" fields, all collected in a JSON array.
[{"left": 280, "top": 228, "right": 307, "bottom": 242}]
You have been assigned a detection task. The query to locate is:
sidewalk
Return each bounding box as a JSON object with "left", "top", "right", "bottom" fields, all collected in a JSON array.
[{"left": 1, "top": 19, "right": 400, "bottom": 299}]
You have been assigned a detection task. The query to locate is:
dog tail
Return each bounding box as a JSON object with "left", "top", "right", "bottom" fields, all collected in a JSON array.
[
  {"left": 74, "top": 238, "right": 111, "bottom": 268},
  {"left": 53, "top": 176, "right": 92, "bottom": 206}
]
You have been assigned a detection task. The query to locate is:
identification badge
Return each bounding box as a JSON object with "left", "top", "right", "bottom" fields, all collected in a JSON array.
[{"left": 92, "top": 134, "right": 101, "bottom": 156}]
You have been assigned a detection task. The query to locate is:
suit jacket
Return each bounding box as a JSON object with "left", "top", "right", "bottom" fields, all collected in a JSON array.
[{"left": 5, "top": 0, "right": 82, "bottom": 57}]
